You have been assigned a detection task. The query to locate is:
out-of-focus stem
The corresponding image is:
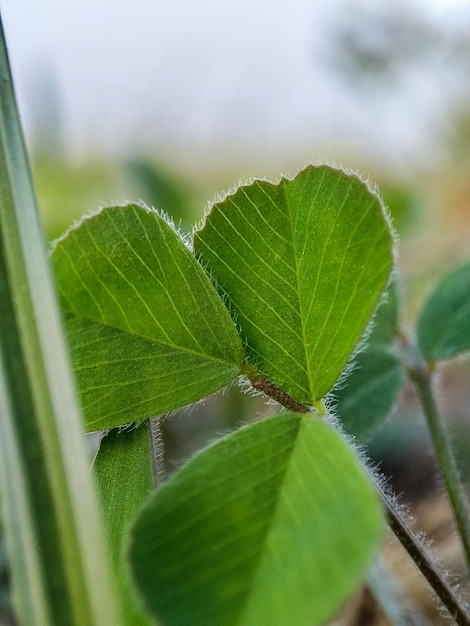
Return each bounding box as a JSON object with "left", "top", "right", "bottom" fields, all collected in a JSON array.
[
  {"left": 404, "top": 339, "right": 470, "bottom": 571},
  {"left": 376, "top": 479, "right": 470, "bottom": 625}
]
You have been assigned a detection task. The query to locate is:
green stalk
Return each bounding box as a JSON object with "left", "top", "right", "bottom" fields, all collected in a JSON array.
[
  {"left": 399, "top": 333, "right": 470, "bottom": 570},
  {"left": 382, "top": 487, "right": 470, "bottom": 625},
  {"left": 0, "top": 15, "right": 123, "bottom": 626},
  {"left": 409, "top": 363, "right": 470, "bottom": 570},
  {"left": 94, "top": 425, "right": 154, "bottom": 626}
]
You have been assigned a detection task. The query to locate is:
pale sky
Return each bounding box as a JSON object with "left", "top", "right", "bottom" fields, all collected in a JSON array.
[{"left": 2, "top": 0, "right": 470, "bottom": 174}]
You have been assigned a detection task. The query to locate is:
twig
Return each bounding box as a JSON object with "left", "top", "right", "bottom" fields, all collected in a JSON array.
[
  {"left": 401, "top": 337, "right": 470, "bottom": 571},
  {"left": 413, "top": 372, "right": 470, "bottom": 569},
  {"left": 376, "top": 479, "right": 470, "bottom": 625}
]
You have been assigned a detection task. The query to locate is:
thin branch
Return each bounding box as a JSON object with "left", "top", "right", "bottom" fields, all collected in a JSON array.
[
  {"left": 147, "top": 417, "right": 166, "bottom": 488},
  {"left": 377, "top": 480, "right": 470, "bottom": 625},
  {"left": 403, "top": 340, "right": 470, "bottom": 571},
  {"left": 250, "top": 377, "right": 311, "bottom": 413}
]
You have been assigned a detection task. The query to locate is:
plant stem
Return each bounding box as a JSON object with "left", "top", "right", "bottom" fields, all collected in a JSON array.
[
  {"left": 376, "top": 481, "right": 470, "bottom": 625},
  {"left": 147, "top": 417, "right": 166, "bottom": 487},
  {"left": 250, "top": 377, "right": 311, "bottom": 413},
  {"left": 406, "top": 347, "right": 470, "bottom": 571},
  {"left": 242, "top": 364, "right": 313, "bottom": 414}
]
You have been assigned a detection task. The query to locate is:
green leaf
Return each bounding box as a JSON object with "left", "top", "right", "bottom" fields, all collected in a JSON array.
[
  {"left": 130, "top": 414, "right": 384, "bottom": 626},
  {"left": 334, "top": 346, "right": 406, "bottom": 441},
  {"left": 126, "top": 158, "right": 193, "bottom": 233},
  {"left": 0, "top": 18, "right": 123, "bottom": 626},
  {"left": 194, "top": 165, "right": 393, "bottom": 405},
  {"left": 94, "top": 425, "right": 154, "bottom": 626},
  {"left": 417, "top": 260, "right": 470, "bottom": 361},
  {"left": 51, "top": 205, "right": 244, "bottom": 430},
  {"left": 367, "top": 279, "right": 399, "bottom": 346}
]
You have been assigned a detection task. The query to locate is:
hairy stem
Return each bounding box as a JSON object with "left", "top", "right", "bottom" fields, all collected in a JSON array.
[
  {"left": 147, "top": 417, "right": 166, "bottom": 487},
  {"left": 250, "top": 378, "right": 311, "bottom": 413},
  {"left": 241, "top": 363, "right": 315, "bottom": 414},
  {"left": 375, "top": 480, "right": 470, "bottom": 625}
]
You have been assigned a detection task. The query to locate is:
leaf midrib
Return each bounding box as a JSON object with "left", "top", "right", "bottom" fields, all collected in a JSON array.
[
  {"left": 235, "top": 415, "right": 304, "bottom": 625},
  {"left": 65, "top": 309, "right": 242, "bottom": 370},
  {"left": 281, "top": 169, "right": 326, "bottom": 403}
]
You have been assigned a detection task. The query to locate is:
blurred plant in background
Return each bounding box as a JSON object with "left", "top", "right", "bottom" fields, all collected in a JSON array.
[{"left": 0, "top": 520, "right": 13, "bottom": 626}]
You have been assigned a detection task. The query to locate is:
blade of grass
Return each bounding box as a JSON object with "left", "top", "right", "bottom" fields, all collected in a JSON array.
[{"left": 0, "top": 15, "right": 123, "bottom": 625}]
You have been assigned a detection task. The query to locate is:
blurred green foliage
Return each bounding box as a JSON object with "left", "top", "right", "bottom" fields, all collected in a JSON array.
[
  {"left": 126, "top": 158, "right": 194, "bottom": 233},
  {"left": 34, "top": 155, "right": 119, "bottom": 241},
  {"left": 0, "top": 521, "right": 13, "bottom": 624},
  {"left": 34, "top": 155, "right": 198, "bottom": 242}
]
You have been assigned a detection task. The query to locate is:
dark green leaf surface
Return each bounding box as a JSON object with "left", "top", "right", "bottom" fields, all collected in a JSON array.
[
  {"left": 51, "top": 205, "right": 244, "bottom": 430},
  {"left": 94, "top": 426, "right": 154, "bottom": 626},
  {"left": 130, "top": 414, "right": 384, "bottom": 626},
  {"left": 194, "top": 165, "right": 393, "bottom": 404},
  {"left": 417, "top": 260, "right": 470, "bottom": 361},
  {"left": 367, "top": 280, "right": 399, "bottom": 346},
  {"left": 334, "top": 346, "right": 406, "bottom": 441}
]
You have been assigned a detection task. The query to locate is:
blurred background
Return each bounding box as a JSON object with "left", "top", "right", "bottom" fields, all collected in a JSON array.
[
  {"left": 2, "top": 0, "right": 470, "bottom": 623},
  {"left": 2, "top": 0, "right": 470, "bottom": 279}
]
